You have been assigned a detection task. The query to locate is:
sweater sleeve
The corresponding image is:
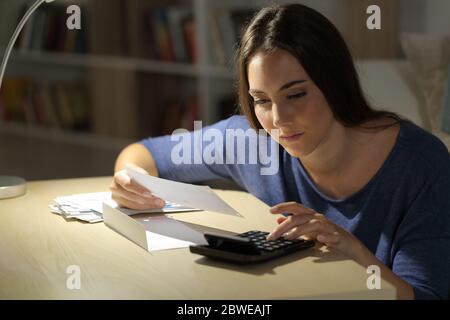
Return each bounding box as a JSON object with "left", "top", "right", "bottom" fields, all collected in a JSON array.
[
  {"left": 138, "top": 116, "right": 241, "bottom": 184},
  {"left": 391, "top": 167, "right": 450, "bottom": 299}
]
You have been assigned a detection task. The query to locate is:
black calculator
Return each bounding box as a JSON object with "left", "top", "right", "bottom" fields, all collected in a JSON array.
[{"left": 189, "top": 230, "right": 315, "bottom": 264}]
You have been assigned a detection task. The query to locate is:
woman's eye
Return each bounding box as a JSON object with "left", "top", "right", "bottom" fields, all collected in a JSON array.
[
  {"left": 253, "top": 99, "right": 270, "bottom": 106},
  {"left": 287, "top": 92, "right": 306, "bottom": 100}
]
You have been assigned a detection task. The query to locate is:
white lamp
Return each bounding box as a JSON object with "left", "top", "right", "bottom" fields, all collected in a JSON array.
[{"left": 0, "top": 0, "right": 55, "bottom": 200}]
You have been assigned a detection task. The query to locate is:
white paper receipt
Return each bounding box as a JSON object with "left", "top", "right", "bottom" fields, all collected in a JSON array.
[{"left": 126, "top": 165, "right": 240, "bottom": 216}]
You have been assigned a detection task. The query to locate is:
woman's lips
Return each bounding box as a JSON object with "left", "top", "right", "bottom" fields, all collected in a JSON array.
[{"left": 279, "top": 132, "right": 304, "bottom": 142}]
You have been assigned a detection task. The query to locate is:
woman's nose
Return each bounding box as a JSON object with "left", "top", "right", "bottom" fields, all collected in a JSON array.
[{"left": 272, "top": 103, "right": 293, "bottom": 127}]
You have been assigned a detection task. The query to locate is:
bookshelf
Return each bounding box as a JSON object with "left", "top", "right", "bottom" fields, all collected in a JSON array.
[
  {"left": 0, "top": 0, "right": 272, "bottom": 146},
  {"left": 2, "top": 0, "right": 391, "bottom": 147}
]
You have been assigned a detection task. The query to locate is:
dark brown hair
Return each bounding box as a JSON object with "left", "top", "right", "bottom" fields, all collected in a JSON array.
[{"left": 237, "top": 4, "right": 407, "bottom": 131}]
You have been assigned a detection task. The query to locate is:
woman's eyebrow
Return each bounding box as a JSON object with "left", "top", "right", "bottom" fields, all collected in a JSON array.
[
  {"left": 249, "top": 79, "right": 307, "bottom": 95},
  {"left": 279, "top": 79, "right": 307, "bottom": 91}
]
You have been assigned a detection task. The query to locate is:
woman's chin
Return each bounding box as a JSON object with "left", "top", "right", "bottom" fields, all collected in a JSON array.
[
  {"left": 282, "top": 144, "right": 306, "bottom": 158},
  {"left": 274, "top": 136, "right": 310, "bottom": 158}
]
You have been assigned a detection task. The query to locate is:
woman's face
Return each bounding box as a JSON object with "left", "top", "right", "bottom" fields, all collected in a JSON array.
[{"left": 247, "top": 48, "right": 336, "bottom": 158}]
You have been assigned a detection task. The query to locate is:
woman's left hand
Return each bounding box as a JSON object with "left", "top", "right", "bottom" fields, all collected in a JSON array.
[{"left": 267, "top": 201, "right": 365, "bottom": 260}]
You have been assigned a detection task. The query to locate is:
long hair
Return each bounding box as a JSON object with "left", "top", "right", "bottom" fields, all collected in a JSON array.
[{"left": 237, "top": 4, "right": 407, "bottom": 130}]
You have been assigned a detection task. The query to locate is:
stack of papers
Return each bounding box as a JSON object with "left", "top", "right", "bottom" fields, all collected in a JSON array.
[
  {"left": 50, "top": 192, "right": 110, "bottom": 223},
  {"left": 50, "top": 168, "right": 241, "bottom": 224},
  {"left": 49, "top": 191, "right": 200, "bottom": 223}
]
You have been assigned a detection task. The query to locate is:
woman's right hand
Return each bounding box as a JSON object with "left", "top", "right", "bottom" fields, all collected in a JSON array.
[{"left": 110, "top": 166, "right": 165, "bottom": 210}]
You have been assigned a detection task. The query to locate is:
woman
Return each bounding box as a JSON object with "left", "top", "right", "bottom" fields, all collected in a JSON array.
[{"left": 110, "top": 4, "right": 450, "bottom": 299}]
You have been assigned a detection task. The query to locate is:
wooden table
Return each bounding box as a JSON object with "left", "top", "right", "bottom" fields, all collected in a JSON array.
[{"left": 0, "top": 177, "right": 396, "bottom": 299}]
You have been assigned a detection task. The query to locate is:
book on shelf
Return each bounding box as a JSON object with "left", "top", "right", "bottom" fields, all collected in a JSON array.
[
  {"left": 0, "top": 78, "right": 29, "bottom": 123},
  {"left": 40, "top": 83, "right": 60, "bottom": 128},
  {"left": 54, "top": 83, "right": 75, "bottom": 128},
  {"left": 159, "top": 94, "right": 200, "bottom": 135},
  {"left": 180, "top": 94, "right": 200, "bottom": 131},
  {"left": 0, "top": 78, "right": 90, "bottom": 131},
  {"left": 153, "top": 8, "right": 176, "bottom": 62},
  {"left": 143, "top": 6, "right": 196, "bottom": 64},
  {"left": 160, "top": 99, "right": 182, "bottom": 135},
  {"left": 167, "top": 6, "right": 192, "bottom": 63},
  {"left": 210, "top": 8, "right": 235, "bottom": 66},
  {"left": 30, "top": 84, "right": 46, "bottom": 125},
  {"left": 208, "top": 7, "right": 257, "bottom": 66},
  {"left": 14, "top": 2, "right": 88, "bottom": 54},
  {"left": 0, "top": 91, "right": 5, "bottom": 121},
  {"left": 208, "top": 11, "right": 227, "bottom": 66},
  {"left": 182, "top": 16, "right": 197, "bottom": 64}
]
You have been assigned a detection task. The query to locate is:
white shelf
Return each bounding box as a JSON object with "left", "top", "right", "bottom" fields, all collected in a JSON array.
[
  {"left": 7, "top": 49, "right": 235, "bottom": 80},
  {"left": 0, "top": 121, "right": 132, "bottom": 151}
]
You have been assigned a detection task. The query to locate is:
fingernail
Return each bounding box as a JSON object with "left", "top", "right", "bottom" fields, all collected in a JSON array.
[
  {"left": 143, "top": 191, "right": 153, "bottom": 198},
  {"left": 156, "top": 199, "right": 165, "bottom": 207}
]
